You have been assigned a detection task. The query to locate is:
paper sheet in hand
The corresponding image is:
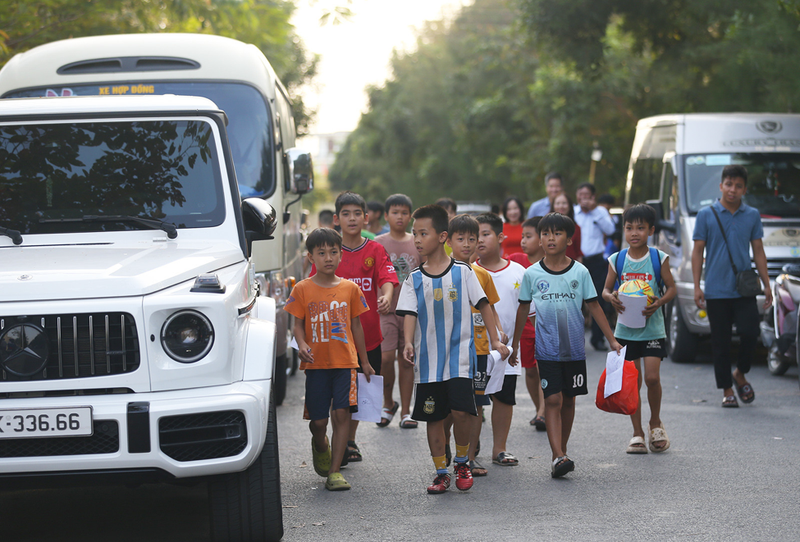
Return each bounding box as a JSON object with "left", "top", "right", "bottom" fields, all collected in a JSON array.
[
  {"left": 351, "top": 375, "right": 384, "bottom": 423},
  {"left": 485, "top": 347, "right": 513, "bottom": 395},
  {"left": 603, "top": 345, "right": 627, "bottom": 398},
  {"left": 289, "top": 337, "right": 299, "bottom": 350},
  {"left": 618, "top": 294, "right": 647, "bottom": 329}
]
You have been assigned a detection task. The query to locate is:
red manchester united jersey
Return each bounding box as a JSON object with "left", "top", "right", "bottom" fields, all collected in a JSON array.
[{"left": 311, "top": 238, "right": 398, "bottom": 350}]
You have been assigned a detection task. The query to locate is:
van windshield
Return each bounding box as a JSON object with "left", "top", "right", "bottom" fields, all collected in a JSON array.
[
  {"left": 4, "top": 82, "right": 273, "bottom": 198},
  {"left": 685, "top": 153, "right": 800, "bottom": 218},
  {"left": 0, "top": 119, "right": 225, "bottom": 234}
]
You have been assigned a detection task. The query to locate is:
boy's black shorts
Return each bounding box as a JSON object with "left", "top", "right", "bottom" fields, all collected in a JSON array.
[
  {"left": 304, "top": 368, "right": 358, "bottom": 421},
  {"left": 412, "top": 377, "right": 477, "bottom": 422},
  {"left": 538, "top": 360, "right": 588, "bottom": 399},
  {"left": 489, "top": 375, "right": 517, "bottom": 406},
  {"left": 357, "top": 345, "right": 383, "bottom": 376},
  {"left": 474, "top": 354, "right": 490, "bottom": 406},
  {"left": 617, "top": 338, "right": 666, "bottom": 361}
]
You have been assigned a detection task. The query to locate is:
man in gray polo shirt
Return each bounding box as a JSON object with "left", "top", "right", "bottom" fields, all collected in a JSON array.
[{"left": 692, "top": 164, "right": 772, "bottom": 408}]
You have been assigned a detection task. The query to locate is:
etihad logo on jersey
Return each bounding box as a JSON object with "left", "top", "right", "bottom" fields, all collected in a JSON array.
[
  {"left": 541, "top": 292, "right": 576, "bottom": 301},
  {"left": 350, "top": 277, "right": 373, "bottom": 292}
]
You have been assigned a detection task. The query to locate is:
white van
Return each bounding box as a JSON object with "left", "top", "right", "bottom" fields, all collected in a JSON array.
[
  {"left": 625, "top": 113, "right": 800, "bottom": 363},
  {"left": 0, "top": 33, "right": 312, "bottom": 403}
]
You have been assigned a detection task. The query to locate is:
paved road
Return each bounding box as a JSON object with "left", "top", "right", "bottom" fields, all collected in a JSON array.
[{"left": 2, "top": 333, "right": 799, "bottom": 541}]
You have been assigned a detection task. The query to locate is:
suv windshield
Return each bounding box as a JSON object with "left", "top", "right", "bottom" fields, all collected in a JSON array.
[
  {"left": 685, "top": 153, "right": 800, "bottom": 218},
  {"left": 0, "top": 119, "right": 224, "bottom": 234},
  {"left": 5, "top": 83, "right": 273, "bottom": 198}
]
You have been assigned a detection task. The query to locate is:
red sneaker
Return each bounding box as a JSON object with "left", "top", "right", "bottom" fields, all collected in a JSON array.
[
  {"left": 427, "top": 473, "right": 451, "bottom": 494},
  {"left": 453, "top": 461, "right": 473, "bottom": 491}
]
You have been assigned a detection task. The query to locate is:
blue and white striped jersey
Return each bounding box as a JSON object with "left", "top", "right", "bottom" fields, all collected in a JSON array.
[{"left": 396, "top": 259, "right": 488, "bottom": 383}]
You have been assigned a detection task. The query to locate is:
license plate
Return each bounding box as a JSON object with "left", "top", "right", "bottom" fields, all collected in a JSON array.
[{"left": 0, "top": 407, "right": 93, "bottom": 439}]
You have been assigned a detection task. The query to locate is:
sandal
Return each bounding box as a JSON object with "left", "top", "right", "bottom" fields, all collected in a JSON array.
[
  {"left": 647, "top": 425, "right": 670, "bottom": 453},
  {"left": 399, "top": 414, "right": 418, "bottom": 428},
  {"left": 346, "top": 440, "right": 362, "bottom": 462},
  {"left": 492, "top": 451, "right": 519, "bottom": 466},
  {"left": 377, "top": 401, "right": 399, "bottom": 427},
  {"left": 722, "top": 395, "right": 739, "bottom": 408},
  {"left": 469, "top": 459, "right": 487, "bottom": 477},
  {"left": 531, "top": 416, "right": 546, "bottom": 432},
  {"left": 626, "top": 436, "right": 648, "bottom": 454},
  {"left": 551, "top": 456, "right": 574, "bottom": 478},
  {"left": 736, "top": 382, "right": 755, "bottom": 404}
]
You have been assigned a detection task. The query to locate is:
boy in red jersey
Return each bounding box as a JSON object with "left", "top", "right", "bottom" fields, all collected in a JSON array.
[{"left": 311, "top": 191, "right": 398, "bottom": 463}]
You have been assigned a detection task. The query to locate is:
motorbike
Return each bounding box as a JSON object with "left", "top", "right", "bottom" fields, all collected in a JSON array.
[{"left": 760, "top": 263, "right": 800, "bottom": 377}]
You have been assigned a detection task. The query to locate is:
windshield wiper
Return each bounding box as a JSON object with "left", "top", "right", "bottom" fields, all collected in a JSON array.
[
  {"left": 0, "top": 226, "right": 23, "bottom": 245},
  {"left": 39, "top": 215, "right": 178, "bottom": 239}
]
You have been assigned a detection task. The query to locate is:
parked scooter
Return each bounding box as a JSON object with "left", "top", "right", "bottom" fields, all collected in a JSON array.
[{"left": 760, "top": 263, "right": 800, "bottom": 377}]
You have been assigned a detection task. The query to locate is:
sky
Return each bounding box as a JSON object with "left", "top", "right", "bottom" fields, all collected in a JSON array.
[{"left": 291, "top": 0, "right": 471, "bottom": 135}]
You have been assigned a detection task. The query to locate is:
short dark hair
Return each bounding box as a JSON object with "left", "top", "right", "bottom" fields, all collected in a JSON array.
[
  {"left": 475, "top": 212, "right": 504, "bottom": 236},
  {"left": 366, "top": 200, "right": 384, "bottom": 218},
  {"left": 385, "top": 193, "right": 413, "bottom": 212},
  {"left": 434, "top": 197, "right": 457, "bottom": 213},
  {"left": 538, "top": 212, "right": 575, "bottom": 238},
  {"left": 334, "top": 191, "right": 367, "bottom": 214},
  {"left": 318, "top": 209, "right": 334, "bottom": 227},
  {"left": 522, "top": 216, "right": 542, "bottom": 230},
  {"left": 722, "top": 164, "right": 748, "bottom": 185},
  {"left": 545, "top": 172, "right": 563, "bottom": 185},
  {"left": 576, "top": 182, "right": 596, "bottom": 195},
  {"left": 448, "top": 214, "right": 479, "bottom": 237},
  {"left": 413, "top": 204, "right": 450, "bottom": 234},
  {"left": 550, "top": 192, "right": 576, "bottom": 220},
  {"left": 306, "top": 227, "right": 342, "bottom": 252},
  {"left": 501, "top": 196, "right": 526, "bottom": 223},
  {"left": 597, "top": 193, "right": 615, "bottom": 206},
  {"left": 622, "top": 203, "right": 656, "bottom": 228}
]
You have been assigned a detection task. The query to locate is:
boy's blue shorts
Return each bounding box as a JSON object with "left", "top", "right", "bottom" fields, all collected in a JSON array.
[{"left": 303, "top": 368, "right": 358, "bottom": 421}]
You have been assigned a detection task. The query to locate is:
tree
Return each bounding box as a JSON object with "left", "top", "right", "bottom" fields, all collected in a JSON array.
[{"left": 0, "top": 0, "right": 317, "bottom": 134}]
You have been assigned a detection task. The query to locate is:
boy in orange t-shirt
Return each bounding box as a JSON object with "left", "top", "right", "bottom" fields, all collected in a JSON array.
[{"left": 285, "top": 228, "right": 375, "bottom": 491}]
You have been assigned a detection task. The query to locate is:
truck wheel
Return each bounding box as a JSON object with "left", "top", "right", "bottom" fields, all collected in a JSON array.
[
  {"left": 273, "top": 354, "right": 287, "bottom": 406},
  {"left": 667, "top": 301, "right": 697, "bottom": 363},
  {"left": 289, "top": 349, "right": 299, "bottom": 376},
  {"left": 208, "top": 393, "right": 283, "bottom": 542}
]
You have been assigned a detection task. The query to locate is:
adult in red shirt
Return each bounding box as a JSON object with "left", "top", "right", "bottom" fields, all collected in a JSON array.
[
  {"left": 501, "top": 196, "right": 526, "bottom": 257},
  {"left": 551, "top": 192, "right": 583, "bottom": 262}
]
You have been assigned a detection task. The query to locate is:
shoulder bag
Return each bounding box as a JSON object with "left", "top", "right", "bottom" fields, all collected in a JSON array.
[{"left": 709, "top": 206, "right": 762, "bottom": 297}]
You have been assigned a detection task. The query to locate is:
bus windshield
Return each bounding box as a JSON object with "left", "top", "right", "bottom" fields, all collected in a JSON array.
[
  {"left": 0, "top": 119, "right": 225, "bottom": 234},
  {"left": 685, "top": 153, "right": 800, "bottom": 218},
  {"left": 5, "top": 82, "right": 273, "bottom": 198}
]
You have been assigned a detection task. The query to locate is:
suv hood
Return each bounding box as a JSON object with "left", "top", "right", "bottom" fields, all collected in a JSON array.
[{"left": 0, "top": 241, "right": 244, "bottom": 302}]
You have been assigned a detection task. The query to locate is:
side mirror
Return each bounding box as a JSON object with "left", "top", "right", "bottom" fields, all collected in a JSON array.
[
  {"left": 285, "top": 148, "right": 314, "bottom": 195},
  {"left": 242, "top": 198, "right": 277, "bottom": 239},
  {"left": 657, "top": 219, "right": 677, "bottom": 234},
  {"left": 645, "top": 199, "right": 664, "bottom": 232}
]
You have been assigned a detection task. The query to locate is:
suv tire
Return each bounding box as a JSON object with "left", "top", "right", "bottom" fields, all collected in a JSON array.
[
  {"left": 667, "top": 300, "right": 697, "bottom": 363},
  {"left": 208, "top": 392, "right": 282, "bottom": 542}
]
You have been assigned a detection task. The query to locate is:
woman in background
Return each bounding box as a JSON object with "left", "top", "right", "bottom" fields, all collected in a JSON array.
[{"left": 501, "top": 196, "right": 526, "bottom": 256}]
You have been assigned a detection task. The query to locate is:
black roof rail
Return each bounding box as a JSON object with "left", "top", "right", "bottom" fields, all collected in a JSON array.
[{"left": 57, "top": 57, "right": 200, "bottom": 75}]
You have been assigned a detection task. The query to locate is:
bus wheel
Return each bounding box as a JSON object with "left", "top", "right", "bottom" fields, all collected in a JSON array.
[{"left": 667, "top": 301, "right": 697, "bottom": 363}]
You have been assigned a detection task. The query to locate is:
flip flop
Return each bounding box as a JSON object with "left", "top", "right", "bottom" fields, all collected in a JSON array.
[
  {"left": 722, "top": 395, "right": 739, "bottom": 408},
  {"left": 551, "top": 456, "right": 574, "bottom": 478},
  {"left": 399, "top": 414, "right": 418, "bottom": 428},
  {"left": 532, "top": 415, "right": 546, "bottom": 432},
  {"left": 492, "top": 451, "right": 519, "bottom": 466},
  {"left": 736, "top": 382, "right": 755, "bottom": 404},
  {"left": 469, "top": 459, "right": 488, "bottom": 477},
  {"left": 647, "top": 425, "right": 670, "bottom": 453},
  {"left": 346, "top": 440, "right": 362, "bottom": 462},
  {"left": 377, "top": 401, "right": 399, "bottom": 427},
  {"left": 626, "top": 436, "right": 648, "bottom": 454}
]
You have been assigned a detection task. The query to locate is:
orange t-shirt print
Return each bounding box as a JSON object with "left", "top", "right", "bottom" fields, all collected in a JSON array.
[{"left": 284, "top": 279, "right": 369, "bottom": 371}]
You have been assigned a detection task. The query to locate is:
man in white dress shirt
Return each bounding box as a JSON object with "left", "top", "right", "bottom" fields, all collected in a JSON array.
[
  {"left": 573, "top": 182, "right": 617, "bottom": 350},
  {"left": 527, "top": 172, "right": 564, "bottom": 219}
]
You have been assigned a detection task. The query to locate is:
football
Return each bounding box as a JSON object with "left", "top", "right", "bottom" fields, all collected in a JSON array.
[{"left": 619, "top": 279, "right": 655, "bottom": 305}]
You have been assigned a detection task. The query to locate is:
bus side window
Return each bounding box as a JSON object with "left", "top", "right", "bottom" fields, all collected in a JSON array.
[{"left": 629, "top": 158, "right": 662, "bottom": 205}]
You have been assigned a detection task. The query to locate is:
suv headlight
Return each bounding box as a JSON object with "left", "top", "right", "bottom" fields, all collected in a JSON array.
[{"left": 161, "top": 310, "right": 214, "bottom": 363}]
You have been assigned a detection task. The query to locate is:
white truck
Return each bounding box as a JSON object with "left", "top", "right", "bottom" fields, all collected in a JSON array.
[
  {"left": 624, "top": 113, "right": 800, "bottom": 363},
  {"left": 0, "top": 33, "right": 313, "bottom": 404},
  {"left": 0, "top": 94, "right": 288, "bottom": 541}
]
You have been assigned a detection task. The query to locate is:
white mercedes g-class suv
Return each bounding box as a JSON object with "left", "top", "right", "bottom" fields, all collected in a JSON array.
[{"left": 0, "top": 95, "right": 285, "bottom": 541}]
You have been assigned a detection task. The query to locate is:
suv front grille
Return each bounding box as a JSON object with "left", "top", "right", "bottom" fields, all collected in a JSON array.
[
  {"left": 0, "top": 313, "right": 140, "bottom": 382},
  {"left": 0, "top": 420, "right": 119, "bottom": 457}
]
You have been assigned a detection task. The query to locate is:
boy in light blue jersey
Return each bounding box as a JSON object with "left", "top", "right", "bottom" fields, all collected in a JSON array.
[
  {"left": 511, "top": 213, "right": 621, "bottom": 478},
  {"left": 603, "top": 204, "right": 678, "bottom": 455}
]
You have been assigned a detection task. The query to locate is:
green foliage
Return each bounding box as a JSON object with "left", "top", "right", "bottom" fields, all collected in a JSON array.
[
  {"left": 330, "top": 0, "right": 800, "bottom": 209},
  {"left": 0, "top": 0, "right": 317, "bottom": 135}
]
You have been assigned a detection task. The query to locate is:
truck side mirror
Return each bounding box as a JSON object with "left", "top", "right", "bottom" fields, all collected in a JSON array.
[
  {"left": 646, "top": 199, "right": 665, "bottom": 232},
  {"left": 242, "top": 198, "right": 277, "bottom": 252},
  {"left": 285, "top": 148, "right": 314, "bottom": 195}
]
